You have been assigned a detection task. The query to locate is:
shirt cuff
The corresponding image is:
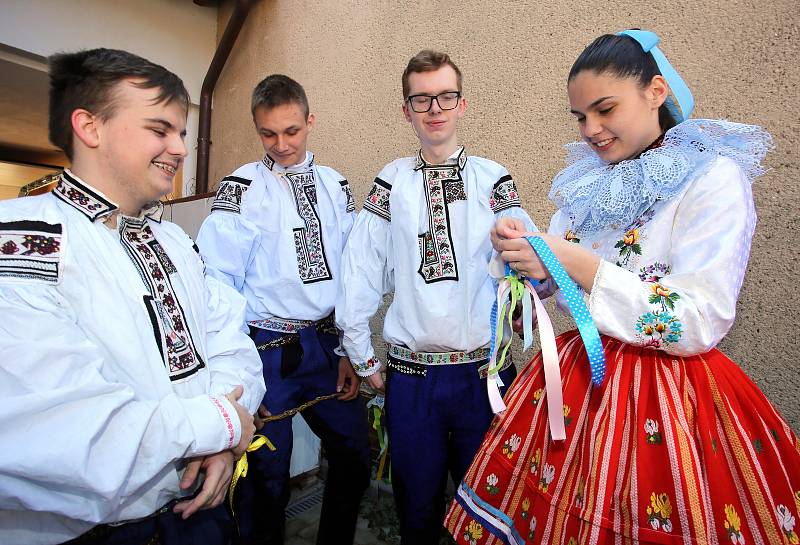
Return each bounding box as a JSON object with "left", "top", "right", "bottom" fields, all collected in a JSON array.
[
  {"left": 352, "top": 356, "right": 382, "bottom": 377},
  {"left": 182, "top": 395, "right": 242, "bottom": 456}
]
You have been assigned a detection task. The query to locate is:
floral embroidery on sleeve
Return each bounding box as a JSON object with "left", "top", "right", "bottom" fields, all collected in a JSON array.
[
  {"left": 635, "top": 310, "right": 683, "bottom": 348},
  {"left": 649, "top": 282, "right": 681, "bottom": 311},
  {"left": 635, "top": 259, "right": 684, "bottom": 347},
  {"left": 639, "top": 261, "right": 671, "bottom": 282}
]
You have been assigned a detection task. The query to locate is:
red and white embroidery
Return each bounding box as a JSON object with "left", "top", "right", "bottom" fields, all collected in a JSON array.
[
  {"left": 0, "top": 220, "right": 62, "bottom": 284},
  {"left": 211, "top": 396, "right": 236, "bottom": 449},
  {"left": 120, "top": 217, "right": 205, "bottom": 380}
]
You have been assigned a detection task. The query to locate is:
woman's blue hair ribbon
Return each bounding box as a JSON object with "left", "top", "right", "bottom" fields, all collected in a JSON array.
[{"left": 618, "top": 29, "right": 695, "bottom": 122}]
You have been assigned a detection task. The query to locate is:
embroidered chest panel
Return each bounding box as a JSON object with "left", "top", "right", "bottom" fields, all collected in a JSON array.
[
  {"left": 418, "top": 165, "right": 467, "bottom": 283},
  {"left": 120, "top": 219, "right": 205, "bottom": 380},
  {"left": 0, "top": 220, "right": 62, "bottom": 284},
  {"left": 211, "top": 176, "right": 251, "bottom": 214},
  {"left": 285, "top": 170, "right": 332, "bottom": 284}
]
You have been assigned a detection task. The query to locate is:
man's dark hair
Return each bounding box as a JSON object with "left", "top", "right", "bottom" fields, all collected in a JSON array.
[
  {"left": 251, "top": 74, "right": 309, "bottom": 119},
  {"left": 568, "top": 34, "right": 677, "bottom": 132},
  {"left": 49, "top": 48, "right": 190, "bottom": 159}
]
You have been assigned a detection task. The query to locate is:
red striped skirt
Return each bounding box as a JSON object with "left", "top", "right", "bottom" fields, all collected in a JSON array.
[{"left": 445, "top": 330, "right": 800, "bottom": 545}]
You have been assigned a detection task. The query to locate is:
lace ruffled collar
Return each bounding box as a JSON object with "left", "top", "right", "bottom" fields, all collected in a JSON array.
[{"left": 549, "top": 119, "right": 771, "bottom": 235}]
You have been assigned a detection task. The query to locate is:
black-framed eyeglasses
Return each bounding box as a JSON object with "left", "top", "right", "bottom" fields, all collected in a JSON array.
[{"left": 406, "top": 91, "right": 461, "bottom": 113}]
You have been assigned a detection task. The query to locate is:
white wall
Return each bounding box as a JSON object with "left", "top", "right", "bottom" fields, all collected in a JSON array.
[
  {"left": 0, "top": 0, "right": 217, "bottom": 101},
  {"left": 0, "top": 0, "right": 218, "bottom": 195}
]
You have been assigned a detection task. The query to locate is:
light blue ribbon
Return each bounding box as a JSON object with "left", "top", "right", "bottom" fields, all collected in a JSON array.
[
  {"left": 618, "top": 29, "right": 694, "bottom": 122},
  {"left": 524, "top": 236, "right": 606, "bottom": 385}
]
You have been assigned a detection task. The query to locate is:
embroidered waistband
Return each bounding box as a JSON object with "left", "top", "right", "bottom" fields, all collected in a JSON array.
[
  {"left": 386, "top": 347, "right": 511, "bottom": 379},
  {"left": 249, "top": 313, "right": 335, "bottom": 334},
  {"left": 388, "top": 344, "right": 490, "bottom": 365}
]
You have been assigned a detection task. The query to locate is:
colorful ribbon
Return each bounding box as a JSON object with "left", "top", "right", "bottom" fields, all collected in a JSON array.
[
  {"left": 367, "top": 394, "right": 390, "bottom": 481},
  {"left": 524, "top": 236, "right": 605, "bottom": 385},
  {"left": 228, "top": 434, "right": 276, "bottom": 516},
  {"left": 486, "top": 236, "right": 606, "bottom": 441},
  {"left": 618, "top": 29, "right": 694, "bottom": 122}
]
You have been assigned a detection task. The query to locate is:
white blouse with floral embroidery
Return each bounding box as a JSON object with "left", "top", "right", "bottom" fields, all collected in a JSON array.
[{"left": 549, "top": 155, "right": 755, "bottom": 356}]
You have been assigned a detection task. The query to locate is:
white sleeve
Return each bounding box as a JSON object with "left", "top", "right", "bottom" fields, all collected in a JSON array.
[
  {"left": 496, "top": 206, "right": 538, "bottom": 232},
  {"left": 587, "top": 158, "right": 755, "bottom": 355},
  {"left": 204, "top": 274, "right": 266, "bottom": 414},
  {"left": 335, "top": 210, "right": 393, "bottom": 377},
  {"left": 196, "top": 211, "right": 260, "bottom": 292},
  {"left": 0, "top": 285, "right": 241, "bottom": 521}
]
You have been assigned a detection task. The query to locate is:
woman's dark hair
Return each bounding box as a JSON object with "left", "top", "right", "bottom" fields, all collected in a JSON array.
[
  {"left": 568, "top": 34, "right": 677, "bottom": 131},
  {"left": 49, "top": 48, "right": 189, "bottom": 160}
]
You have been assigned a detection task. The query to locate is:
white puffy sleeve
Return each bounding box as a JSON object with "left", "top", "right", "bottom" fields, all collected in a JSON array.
[
  {"left": 489, "top": 168, "right": 538, "bottom": 231},
  {"left": 196, "top": 210, "right": 260, "bottom": 293},
  {"left": 203, "top": 274, "right": 266, "bottom": 413},
  {"left": 587, "top": 157, "right": 755, "bottom": 355},
  {"left": 0, "top": 284, "right": 241, "bottom": 522},
  {"left": 336, "top": 176, "right": 394, "bottom": 377}
]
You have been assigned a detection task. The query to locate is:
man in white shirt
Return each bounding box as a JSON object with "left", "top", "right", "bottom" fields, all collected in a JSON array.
[
  {"left": 0, "top": 49, "right": 264, "bottom": 545},
  {"left": 336, "top": 50, "right": 535, "bottom": 545},
  {"left": 196, "top": 75, "right": 370, "bottom": 545}
]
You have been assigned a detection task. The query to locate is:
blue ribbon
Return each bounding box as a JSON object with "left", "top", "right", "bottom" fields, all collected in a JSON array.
[
  {"left": 618, "top": 29, "right": 694, "bottom": 122},
  {"left": 524, "top": 236, "right": 606, "bottom": 385}
]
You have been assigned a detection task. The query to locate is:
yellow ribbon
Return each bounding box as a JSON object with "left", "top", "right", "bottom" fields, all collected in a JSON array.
[{"left": 228, "top": 434, "right": 276, "bottom": 515}]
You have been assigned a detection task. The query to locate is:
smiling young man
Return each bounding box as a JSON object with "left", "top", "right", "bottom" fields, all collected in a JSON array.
[
  {"left": 0, "top": 48, "right": 265, "bottom": 545},
  {"left": 196, "top": 74, "right": 370, "bottom": 545},
  {"left": 335, "top": 50, "right": 536, "bottom": 545}
]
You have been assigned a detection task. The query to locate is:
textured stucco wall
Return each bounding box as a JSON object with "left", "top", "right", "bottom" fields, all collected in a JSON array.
[{"left": 211, "top": 1, "right": 799, "bottom": 428}]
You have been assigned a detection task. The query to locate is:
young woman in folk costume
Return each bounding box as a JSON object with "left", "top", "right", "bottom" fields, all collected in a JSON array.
[{"left": 445, "top": 30, "right": 800, "bottom": 545}]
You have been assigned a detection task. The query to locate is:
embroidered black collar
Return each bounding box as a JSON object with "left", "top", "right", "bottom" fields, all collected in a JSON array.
[
  {"left": 413, "top": 146, "right": 467, "bottom": 171},
  {"left": 52, "top": 170, "right": 163, "bottom": 223},
  {"left": 262, "top": 152, "right": 315, "bottom": 172}
]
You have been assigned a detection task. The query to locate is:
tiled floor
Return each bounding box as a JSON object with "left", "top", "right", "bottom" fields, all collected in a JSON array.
[{"left": 284, "top": 478, "right": 393, "bottom": 545}]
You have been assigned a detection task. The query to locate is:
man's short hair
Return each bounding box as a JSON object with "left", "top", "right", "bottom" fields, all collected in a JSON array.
[
  {"left": 401, "top": 50, "right": 463, "bottom": 99},
  {"left": 48, "top": 48, "right": 190, "bottom": 160},
  {"left": 251, "top": 75, "right": 310, "bottom": 119}
]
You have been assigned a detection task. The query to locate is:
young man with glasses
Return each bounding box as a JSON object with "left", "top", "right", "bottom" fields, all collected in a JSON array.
[
  {"left": 196, "top": 74, "right": 370, "bottom": 545},
  {"left": 336, "top": 49, "right": 536, "bottom": 545}
]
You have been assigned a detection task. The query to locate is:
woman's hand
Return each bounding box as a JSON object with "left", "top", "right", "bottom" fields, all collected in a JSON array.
[{"left": 492, "top": 219, "right": 601, "bottom": 292}]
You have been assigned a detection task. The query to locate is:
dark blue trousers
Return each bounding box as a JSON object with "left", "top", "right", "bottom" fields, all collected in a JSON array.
[
  {"left": 62, "top": 503, "right": 233, "bottom": 545},
  {"left": 385, "top": 358, "right": 516, "bottom": 545},
  {"left": 235, "top": 325, "right": 370, "bottom": 545}
]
